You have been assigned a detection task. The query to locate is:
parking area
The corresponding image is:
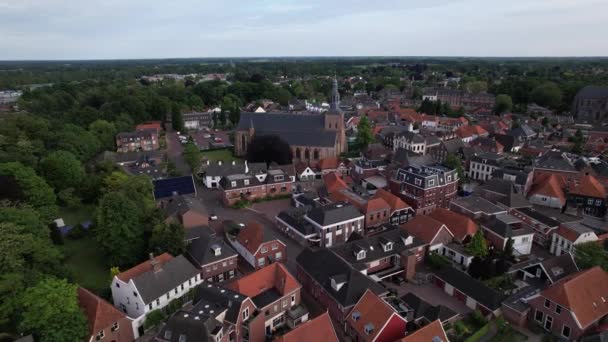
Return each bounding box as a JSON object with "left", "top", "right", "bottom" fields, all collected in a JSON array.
[
  {"left": 382, "top": 279, "right": 472, "bottom": 316},
  {"left": 190, "top": 129, "right": 232, "bottom": 149}
]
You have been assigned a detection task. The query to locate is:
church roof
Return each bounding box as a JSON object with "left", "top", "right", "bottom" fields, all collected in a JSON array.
[{"left": 237, "top": 112, "right": 337, "bottom": 147}]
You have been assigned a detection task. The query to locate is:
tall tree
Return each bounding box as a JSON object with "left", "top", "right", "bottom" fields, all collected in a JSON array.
[
  {"left": 183, "top": 141, "right": 202, "bottom": 172},
  {"left": 575, "top": 242, "right": 608, "bottom": 271},
  {"left": 95, "top": 191, "right": 145, "bottom": 266},
  {"left": 229, "top": 107, "right": 241, "bottom": 127},
  {"left": 18, "top": 278, "right": 88, "bottom": 342},
  {"left": 0, "top": 162, "right": 57, "bottom": 221},
  {"left": 355, "top": 116, "right": 373, "bottom": 151},
  {"left": 246, "top": 134, "right": 293, "bottom": 165},
  {"left": 494, "top": 94, "right": 513, "bottom": 115},
  {"left": 466, "top": 231, "right": 488, "bottom": 258},
  {"left": 88, "top": 119, "right": 117, "bottom": 151},
  {"left": 444, "top": 154, "right": 464, "bottom": 180},
  {"left": 530, "top": 82, "right": 562, "bottom": 108},
  {"left": 171, "top": 102, "right": 184, "bottom": 131},
  {"left": 149, "top": 223, "right": 185, "bottom": 256},
  {"left": 39, "top": 150, "right": 85, "bottom": 192}
]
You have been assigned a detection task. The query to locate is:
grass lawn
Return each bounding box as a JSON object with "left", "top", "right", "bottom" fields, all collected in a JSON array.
[
  {"left": 58, "top": 204, "right": 96, "bottom": 226},
  {"left": 60, "top": 235, "right": 110, "bottom": 294},
  {"left": 201, "top": 149, "right": 241, "bottom": 162}
]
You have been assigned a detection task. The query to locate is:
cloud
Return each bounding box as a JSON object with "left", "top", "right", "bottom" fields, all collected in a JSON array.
[{"left": 0, "top": 0, "right": 606, "bottom": 59}]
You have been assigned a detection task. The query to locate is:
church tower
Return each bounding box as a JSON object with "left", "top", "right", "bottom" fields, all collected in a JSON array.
[{"left": 324, "top": 76, "right": 347, "bottom": 154}]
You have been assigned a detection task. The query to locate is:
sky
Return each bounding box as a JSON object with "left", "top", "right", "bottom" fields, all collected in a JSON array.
[{"left": 1, "top": 0, "right": 607, "bottom": 60}]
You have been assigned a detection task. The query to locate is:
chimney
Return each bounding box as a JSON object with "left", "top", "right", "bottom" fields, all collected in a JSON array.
[{"left": 149, "top": 253, "right": 162, "bottom": 273}]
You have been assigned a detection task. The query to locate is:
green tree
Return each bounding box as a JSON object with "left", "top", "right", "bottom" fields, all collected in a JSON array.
[
  {"left": 575, "top": 242, "right": 608, "bottom": 271},
  {"left": 149, "top": 223, "right": 185, "bottom": 256},
  {"left": 219, "top": 111, "right": 227, "bottom": 127},
  {"left": 530, "top": 82, "right": 562, "bottom": 108},
  {"left": 355, "top": 116, "right": 373, "bottom": 150},
  {"left": 229, "top": 107, "right": 241, "bottom": 128},
  {"left": 95, "top": 191, "right": 145, "bottom": 266},
  {"left": 466, "top": 231, "right": 488, "bottom": 258},
  {"left": 18, "top": 278, "right": 88, "bottom": 342},
  {"left": 444, "top": 154, "right": 464, "bottom": 180},
  {"left": 571, "top": 129, "right": 585, "bottom": 154},
  {"left": 53, "top": 124, "right": 101, "bottom": 161},
  {"left": 39, "top": 150, "right": 85, "bottom": 192},
  {"left": 466, "top": 81, "right": 488, "bottom": 94},
  {"left": 171, "top": 102, "right": 184, "bottom": 131},
  {"left": 0, "top": 162, "right": 57, "bottom": 221},
  {"left": 494, "top": 94, "right": 513, "bottom": 115},
  {"left": 183, "top": 141, "right": 201, "bottom": 172},
  {"left": 89, "top": 119, "right": 117, "bottom": 151},
  {"left": 212, "top": 111, "right": 219, "bottom": 128}
]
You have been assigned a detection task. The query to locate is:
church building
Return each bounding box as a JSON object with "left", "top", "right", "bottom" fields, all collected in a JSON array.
[{"left": 234, "top": 78, "right": 347, "bottom": 162}]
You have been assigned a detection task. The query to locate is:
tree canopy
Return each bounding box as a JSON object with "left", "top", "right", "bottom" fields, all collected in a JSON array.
[
  {"left": 246, "top": 134, "right": 293, "bottom": 165},
  {"left": 355, "top": 116, "right": 373, "bottom": 151},
  {"left": 39, "top": 150, "right": 85, "bottom": 192}
]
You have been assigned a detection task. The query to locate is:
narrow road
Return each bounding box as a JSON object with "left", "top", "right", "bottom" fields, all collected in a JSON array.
[{"left": 165, "top": 128, "right": 190, "bottom": 175}]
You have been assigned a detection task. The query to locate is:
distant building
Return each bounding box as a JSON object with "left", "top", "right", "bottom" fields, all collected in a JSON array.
[
  {"left": 572, "top": 86, "right": 608, "bottom": 123},
  {"left": 183, "top": 111, "right": 213, "bottom": 130},
  {"left": 468, "top": 152, "right": 505, "bottom": 182},
  {"left": 116, "top": 129, "right": 159, "bottom": 153}
]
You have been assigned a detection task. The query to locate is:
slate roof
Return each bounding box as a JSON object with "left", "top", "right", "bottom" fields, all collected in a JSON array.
[
  {"left": 203, "top": 162, "right": 267, "bottom": 177},
  {"left": 186, "top": 228, "right": 237, "bottom": 267},
  {"left": 477, "top": 178, "right": 530, "bottom": 208},
  {"left": 157, "top": 310, "right": 220, "bottom": 342},
  {"left": 191, "top": 282, "right": 246, "bottom": 324},
  {"left": 514, "top": 207, "right": 560, "bottom": 228},
  {"left": 237, "top": 112, "right": 337, "bottom": 147},
  {"left": 575, "top": 86, "right": 608, "bottom": 99},
  {"left": 153, "top": 176, "right": 197, "bottom": 199},
  {"left": 163, "top": 196, "right": 206, "bottom": 218},
  {"left": 442, "top": 138, "right": 465, "bottom": 154},
  {"left": 450, "top": 196, "right": 507, "bottom": 216},
  {"left": 433, "top": 266, "right": 504, "bottom": 311},
  {"left": 400, "top": 293, "right": 458, "bottom": 323},
  {"left": 535, "top": 151, "right": 577, "bottom": 172},
  {"left": 120, "top": 254, "right": 200, "bottom": 304},
  {"left": 276, "top": 209, "right": 317, "bottom": 237},
  {"left": 482, "top": 213, "right": 533, "bottom": 239},
  {"left": 296, "top": 248, "right": 386, "bottom": 308},
  {"left": 306, "top": 202, "right": 364, "bottom": 226},
  {"left": 331, "top": 227, "right": 425, "bottom": 270}
]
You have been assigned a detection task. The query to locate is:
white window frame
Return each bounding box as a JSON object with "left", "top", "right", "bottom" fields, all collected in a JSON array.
[
  {"left": 534, "top": 309, "right": 544, "bottom": 323},
  {"left": 561, "top": 324, "right": 571, "bottom": 338},
  {"left": 243, "top": 307, "right": 249, "bottom": 320}
]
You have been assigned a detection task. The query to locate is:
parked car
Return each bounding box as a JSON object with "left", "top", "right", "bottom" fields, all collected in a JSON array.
[
  {"left": 209, "top": 214, "right": 218, "bottom": 221},
  {"left": 214, "top": 138, "right": 223, "bottom": 143},
  {"left": 203, "top": 134, "right": 211, "bottom": 139}
]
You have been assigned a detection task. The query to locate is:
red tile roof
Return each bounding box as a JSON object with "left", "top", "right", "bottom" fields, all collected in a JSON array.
[
  {"left": 555, "top": 224, "right": 586, "bottom": 242},
  {"left": 116, "top": 253, "right": 173, "bottom": 282},
  {"left": 318, "top": 157, "right": 340, "bottom": 170},
  {"left": 78, "top": 287, "right": 129, "bottom": 335},
  {"left": 373, "top": 189, "right": 411, "bottom": 212},
  {"left": 429, "top": 208, "right": 478, "bottom": 242},
  {"left": 323, "top": 172, "right": 348, "bottom": 194},
  {"left": 236, "top": 221, "right": 265, "bottom": 254},
  {"left": 364, "top": 197, "right": 391, "bottom": 215},
  {"left": 529, "top": 174, "right": 566, "bottom": 205},
  {"left": 401, "top": 319, "right": 448, "bottom": 342},
  {"left": 225, "top": 263, "right": 300, "bottom": 300},
  {"left": 570, "top": 175, "right": 606, "bottom": 199},
  {"left": 456, "top": 125, "right": 488, "bottom": 138},
  {"left": 400, "top": 215, "right": 453, "bottom": 245},
  {"left": 541, "top": 266, "right": 608, "bottom": 329},
  {"left": 347, "top": 290, "right": 405, "bottom": 341},
  {"left": 274, "top": 312, "right": 338, "bottom": 342}
]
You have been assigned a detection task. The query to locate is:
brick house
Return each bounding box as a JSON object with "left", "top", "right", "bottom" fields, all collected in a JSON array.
[
  {"left": 185, "top": 227, "right": 238, "bottom": 283},
  {"left": 428, "top": 207, "right": 478, "bottom": 243},
  {"left": 400, "top": 319, "right": 449, "bottom": 342},
  {"left": 229, "top": 221, "right": 287, "bottom": 269},
  {"left": 331, "top": 226, "right": 426, "bottom": 282},
  {"left": 78, "top": 287, "right": 135, "bottom": 342},
  {"left": 161, "top": 196, "right": 209, "bottom": 229},
  {"left": 567, "top": 174, "right": 607, "bottom": 218},
  {"left": 468, "top": 152, "right": 505, "bottom": 182},
  {"left": 481, "top": 213, "right": 534, "bottom": 256},
  {"left": 528, "top": 174, "right": 566, "bottom": 209},
  {"left": 532, "top": 151, "right": 582, "bottom": 189},
  {"left": 550, "top": 221, "right": 605, "bottom": 256},
  {"left": 345, "top": 290, "right": 407, "bottom": 342},
  {"left": 274, "top": 311, "right": 339, "bottom": 342},
  {"left": 372, "top": 189, "right": 415, "bottom": 225},
  {"left": 528, "top": 267, "right": 608, "bottom": 340},
  {"left": 296, "top": 248, "right": 387, "bottom": 323},
  {"left": 400, "top": 215, "right": 453, "bottom": 253},
  {"left": 116, "top": 129, "right": 159, "bottom": 153},
  {"left": 225, "top": 263, "right": 305, "bottom": 337},
  {"left": 389, "top": 165, "right": 459, "bottom": 215},
  {"left": 220, "top": 167, "right": 294, "bottom": 206},
  {"left": 329, "top": 188, "right": 391, "bottom": 230}
]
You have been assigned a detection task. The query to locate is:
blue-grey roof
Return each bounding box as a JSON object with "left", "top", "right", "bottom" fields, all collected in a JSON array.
[
  {"left": 132, "top": 255, "right": 200, "bottom": 304},
  {"left": 237, "top": 112, "right": 337, "bottom": 147}
]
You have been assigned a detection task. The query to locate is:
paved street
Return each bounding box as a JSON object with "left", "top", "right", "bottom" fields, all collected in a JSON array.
[{"left": 165, "top": 128, "right": 189, "bottom": 175}]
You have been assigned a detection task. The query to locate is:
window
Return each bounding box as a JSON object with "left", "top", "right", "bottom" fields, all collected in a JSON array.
[
  {"left": 222, "top": 261, "right": 227, "bottom": 267},
  {"left": 352, "top": 311, "right": 361, "bottom": 321},
  {"left": 167, "top": 294, "right": 170, "bottom": 300},
  {"left": 384, "top": 242, "right": 393, "bottom": 252},
  {"left": 544, "top": 315, "right": 553, "bottom": 330},
  {"left": 555, "top": 305, "right": 562, "bottom": 314},
  {"left": 291, "top": 294, "right": 296, "bottom": 305},
  {"left": 96, "top": 330, "right": 105, "bottom": 340},
  {"left": 115, "top": 283, "right": 120, "bottom": 288},
  {"left": 336, "top": 229, "right": 342, "bottom": 235},
  {"left": 175, "top": 288, "right": 178, "bottom": 295},
  {"left": 231, "top": 181, "right": 237, "bottom": 187},
  {"left": 356, "top": 250, "right": 366, "bottom": 260},
  {"left": 133, "top": 292, "right": 138, "bottom": 297},
  {"left": 156, "top": 299, "right": 160, "bottom": 306},
  {"left": 534, "top": 309, "right": 544, "bottom": 323},
  {"left": 244, "top": 179, "right": 249, "bottom": 186},
  {"left": 562, "top": 325, "right": 571, "bottom": 338},
  {"left": 261, "top": 246, "right": 268, "bottom": 253},
  {"left": 258, "top": 258, "right": 265, "bottom": 267},
  {"left": 364, "top": 323, "right": 374, "bottom": 335},
  {"left": 275, "top": 252, "right": 282, "bottom": 260},
  {"left": 596, "top": 200, "right": 602, "bottom": 206},
  {"left": 522, "top": 237, "right": 530, "bottom": 243},
  {"left": 283, "top": 299, "right": 288, "bottom": 308},
  {"left": 243, "top": 308, "right": 249, "bottom": 320},
  {"left": 415, "top": 178, "right": 422, "bottom": 186},
  {"left": 111, "top": 322, "right": 119, "bottom": 332},
  {"left": 149, "top": 303, "right": 153, "bottom": 310},
  {"left": 428, "top": 179, "right": 435, "bottom": 186},
  {"left": 181, "top": 284, "right": 184, "bottom": 291},
  {"left": 588, "top": 199, "right": 594, "bottom": 205},
  {"left": 544, "top": 299, "right": 551, "bottom": 308},
  {"left": 272, "top": 244, "right": 278, "bottom": 250}
]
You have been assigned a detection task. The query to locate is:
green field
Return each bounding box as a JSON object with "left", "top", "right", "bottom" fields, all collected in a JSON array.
[
  {"left": 60, "top": 236, "right": 110, "bottom": 294},
  {"left": 58, "top": 204, "right": 96, "bottom": 226},
  {"left": 201, "top": 149, "right": 241, "bottom": 162}
]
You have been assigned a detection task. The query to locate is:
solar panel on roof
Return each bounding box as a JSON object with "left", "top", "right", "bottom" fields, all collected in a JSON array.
[{"left": 153, "top": 176, "right": 196, "bottom": 199}]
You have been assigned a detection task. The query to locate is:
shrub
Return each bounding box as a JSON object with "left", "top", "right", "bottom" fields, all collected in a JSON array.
[
  {"left": 470, "top": 310, "right": 487, "bottom": 327},
  {"left": 165, "top": 298, "right": 183, "bottom": 315},
  {"left": 426, "top": 253, "right": 449, "bottom": 270},
  {"left": 67, "top": 224, "right": 88, "bottom": 240},
  {"left": 144, "top": 310, "right": 166, "bottom": 329}
]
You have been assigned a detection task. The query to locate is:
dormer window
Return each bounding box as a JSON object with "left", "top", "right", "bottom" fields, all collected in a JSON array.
[
  {"left": 211, "top": 244, "right": 221, "bottom": 256},
  {"left": 275, "top": 175, "right": 284, "bottom": 182},
  {"left": 352, "top": 311, "right": 361, "bottom": 321},
  {"left": 244, "top": 179, "right": 249, "bottom": 186},
  {"left": 364, "top": 323, "right": 375, "bottom": 335},
  {"left": 231, "top": 181, "right": 237, "bottom": 187},
  {"left": 96, "top": 330, "right": 105, "bottom": 340},
  {"left": 383, "top": 242, "right": 393, "bottom": 252},
  {"left": 415, "top": 178, "right": 422, "bottom": 186},
  {"left": 356, "top": 250, "right": 366, "bottom": 260}
]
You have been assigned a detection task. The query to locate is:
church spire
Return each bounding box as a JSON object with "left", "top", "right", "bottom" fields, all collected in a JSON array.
[{"left": 330, "top": 75, "right": 340, "bottom": 111}]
